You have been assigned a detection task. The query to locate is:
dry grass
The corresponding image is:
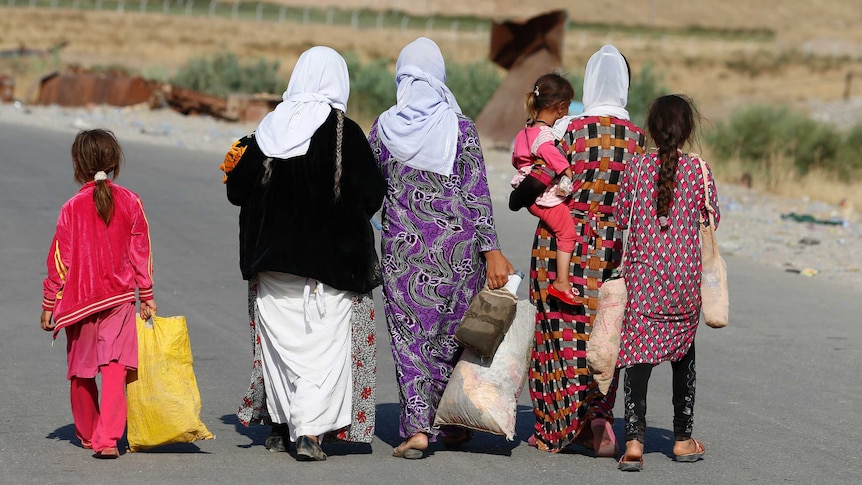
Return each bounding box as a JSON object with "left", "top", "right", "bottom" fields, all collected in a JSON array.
[{"left": 699, "top": 148, "right": 862, "bottom": 217}]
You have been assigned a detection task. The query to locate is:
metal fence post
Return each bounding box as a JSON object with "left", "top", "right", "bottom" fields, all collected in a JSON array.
[
  {"left": 231, "top": 1, "right": 239, "bottom": 20},
  {"left": 256, "top": 3, "right": 263, "bottom": 21}
]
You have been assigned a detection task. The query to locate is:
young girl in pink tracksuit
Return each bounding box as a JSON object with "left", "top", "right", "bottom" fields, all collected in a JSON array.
[
  {"left": 511, "top": 73, "right": 581, "bottom": 306},
  {"left": 41, "top": 129, "right": 157, "bottom": 459}
]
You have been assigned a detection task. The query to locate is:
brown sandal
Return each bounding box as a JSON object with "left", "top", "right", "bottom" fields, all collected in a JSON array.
[
  {"left": 618, "top": 453, "right": 643, "bottom": 471},
  {"left": 674, "top": 438, "right": 705, "bottom": 462}
]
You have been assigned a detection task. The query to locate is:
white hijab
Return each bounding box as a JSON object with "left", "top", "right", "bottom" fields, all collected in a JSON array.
[
  {"left": 376, "top": 37, "right": 463, "bottom": 177},
  {"left": 580, "top": 44, "right": 630, "bottom": 120},
  {"left": 255, "top": 46, "right": 349, "bottom": 159}
]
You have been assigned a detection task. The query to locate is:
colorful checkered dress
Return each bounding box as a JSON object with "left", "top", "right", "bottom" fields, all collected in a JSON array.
[{"left": 528, "top": 116, "right": 645, "bottom": 452}]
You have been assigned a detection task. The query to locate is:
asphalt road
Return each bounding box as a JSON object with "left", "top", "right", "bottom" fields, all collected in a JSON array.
[{"left": 1, "top": 121, "right": 860, "bottom": 484}]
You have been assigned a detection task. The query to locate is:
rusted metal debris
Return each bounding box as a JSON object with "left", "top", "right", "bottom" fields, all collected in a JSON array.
[
  {"left": 163, "top": 84, "right": 232, "bottom": 119},
  {"left": 226, "top": 93, "right": 282, "bottom": 123},
  {"left": 0, "top": 75, "right": 14, "bottom": 103},
  {"left": 35, "top": 69, "right": 160, "bottom": 107},
  {"left": 476, "top": 10, "right": 567, "bottom": 145},
  {"left": 19, "top": 67, "right": 276, "bottom": 122},
  {"left": 163, "top": 87, "right": 280, "bottom": 122}
]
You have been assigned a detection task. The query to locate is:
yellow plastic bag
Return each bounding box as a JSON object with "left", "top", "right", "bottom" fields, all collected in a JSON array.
[{"left": 126, "top": 315, "right": 214, "bottom": 451}]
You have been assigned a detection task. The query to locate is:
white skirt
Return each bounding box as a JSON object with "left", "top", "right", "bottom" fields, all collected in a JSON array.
[{"left": 256, "top": 271, "right": 353, "bottom": 440}]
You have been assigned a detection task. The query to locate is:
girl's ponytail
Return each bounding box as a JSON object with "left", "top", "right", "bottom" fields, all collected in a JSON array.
[
  {"left": 524, "top": 87, "right": 540, "bottom": 124},
  {"left": 93, "top": 171, "right": 114, "bottom": 225}
]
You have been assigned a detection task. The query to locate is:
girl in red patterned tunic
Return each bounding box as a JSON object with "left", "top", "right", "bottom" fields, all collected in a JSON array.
[{"left": 613, "top": 95, "right": 720, "bottom": 471}]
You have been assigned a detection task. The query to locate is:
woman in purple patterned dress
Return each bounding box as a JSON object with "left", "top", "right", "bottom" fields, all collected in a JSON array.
[{"left": 368, "top": 37, "right": 514, "bottom": 459}]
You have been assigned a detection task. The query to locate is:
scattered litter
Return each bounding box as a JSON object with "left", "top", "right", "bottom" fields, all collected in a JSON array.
[
  {"left": 800, "top": 268, "right": 819, "bottom": 277},
  {"left": 781, "top": 212, "right": 844, "bottom": 226},
  {"left": 785, "top": 267, "right": 819, "bottom": 277},
  {"left": 798, "top": 237, "right": 821, "bottom": 246}
]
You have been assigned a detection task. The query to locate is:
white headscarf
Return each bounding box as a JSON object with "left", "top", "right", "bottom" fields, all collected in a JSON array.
[
  {"left": 376, "top": 37, "right": 463, "bottom": 177},
  {"left": 580, "top": 44, "right": 630, "bottom": 120},
  {"left": 255, "top": 46, "right": 349, "bottom": 159}
]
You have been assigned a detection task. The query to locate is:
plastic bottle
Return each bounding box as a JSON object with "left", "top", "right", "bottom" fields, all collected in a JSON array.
[{"left": 502, "top": 270, "right": 525, "bottom": 296}]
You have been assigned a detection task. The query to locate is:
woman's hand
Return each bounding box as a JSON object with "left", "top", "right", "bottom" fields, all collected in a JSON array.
[
  {"left": 140, "top": 299, "right": 158, "bottom": 320},
  {"left": 40, "top": 310, "right": 55, "bottom": 332},
  {"left": 483, "top": 249, "right": 515, "bottom": 290}
]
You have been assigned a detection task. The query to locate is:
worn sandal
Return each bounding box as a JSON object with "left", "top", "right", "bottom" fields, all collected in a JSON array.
[
  {"left": 674, "top": 438, "right": 706, "bottom": 462},
  {"left": 618, "top": 454, "right": 643, "bottom": 471}
]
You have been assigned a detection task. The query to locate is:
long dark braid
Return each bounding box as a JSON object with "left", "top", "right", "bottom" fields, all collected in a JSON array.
[
  {"left": 647, "top": 95, "right": 695, "bottom": 230},
  {"left": 333, "top": 109, "right": 344, "bottom": 201}
]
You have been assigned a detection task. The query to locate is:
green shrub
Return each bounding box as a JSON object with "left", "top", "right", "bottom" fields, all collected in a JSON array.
[
  {"left": 628, "top": 63, "right": 668, "bottom": 128},
  {"left": 342, "top": 53, "right": 501, "bottom": 122},
  {"left": 170, "top": 53, "right": 282, "bottom": 97},
  {"left": 343, "top": 52, "right": 395, "bottom": 122},
  {"left": 446, "top": 60, "right": 502, "bottom": 119},
  {"left": 706, "top": 105, "right": 860, "bottom": 181},
  {"left": 836, "top": 122, "right": 862, "bottom": 178}
]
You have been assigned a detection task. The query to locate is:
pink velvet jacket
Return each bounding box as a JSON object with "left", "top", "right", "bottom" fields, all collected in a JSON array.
[{"left": 42, "top": 181, "right": 153, "bottom": 336}]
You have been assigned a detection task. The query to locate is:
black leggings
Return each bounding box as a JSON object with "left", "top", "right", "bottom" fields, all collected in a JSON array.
[{"left": 623, "top": 343, "right": 696, "bottom": 443}]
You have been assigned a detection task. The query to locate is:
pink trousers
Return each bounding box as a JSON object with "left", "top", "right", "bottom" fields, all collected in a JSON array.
[
  {"left": 529, "top": 203, "right": 577, "bottom": 253},
  {"left": 70, "top": 361, "right": 128, "bottom": 452}
]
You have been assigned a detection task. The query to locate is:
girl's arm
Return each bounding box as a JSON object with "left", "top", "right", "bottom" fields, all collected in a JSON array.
[
  {"left": 130, "top": 197, "right": 154, "bottom": 305},
  {"left": 534, "top": 138, "right": 570, "bottom": 176},
  {"left": 41, "top": 209, "right": 71, "bottom": 329}
]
